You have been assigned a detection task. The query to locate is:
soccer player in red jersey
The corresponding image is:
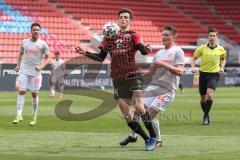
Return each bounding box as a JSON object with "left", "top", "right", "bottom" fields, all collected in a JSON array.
[{"left": 76, "top": 8, "right": 157, "bottom": 151}]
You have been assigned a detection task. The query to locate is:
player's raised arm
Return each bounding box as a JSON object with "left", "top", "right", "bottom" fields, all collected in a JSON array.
[
  {"left": 135, "top": 43, "right": 152, "bottom": 55},
  {"left": 133, "top": 32, "right": 152, "bottom": 55},
  {"left": 75, "top": 46, "right": 85, "bottom": 55},
  {"left": 75, "top": 46, "right": 108, "bottom": 62}
]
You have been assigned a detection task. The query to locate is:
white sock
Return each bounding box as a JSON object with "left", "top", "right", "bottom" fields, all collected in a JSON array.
[
  {"left": 51, "top": 86, "right": 55, "bottom": 95},
  {"left": 32, "top": 96, "right": 39, "bottom": 116},
  {"left": 130, "top": 131, "right": 138, "bottom": 138},
  {"left": 16, "top": 94, "right": 25, "bottom": 116},
  {"left": 152, "top": 117, "right": 161, "bottom": 142}
]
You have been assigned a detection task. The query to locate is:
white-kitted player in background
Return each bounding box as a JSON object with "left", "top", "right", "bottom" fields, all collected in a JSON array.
[
  {"left": 49, "top": 51, "right": 65, "bottom": 98},
  {"left": 13, "top": 22, "right": 51, "bottom": 126}
]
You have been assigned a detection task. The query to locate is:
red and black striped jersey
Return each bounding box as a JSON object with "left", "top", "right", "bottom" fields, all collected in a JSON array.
[{"left": 100, "top": 31, "right": 142, "bottom": 79}]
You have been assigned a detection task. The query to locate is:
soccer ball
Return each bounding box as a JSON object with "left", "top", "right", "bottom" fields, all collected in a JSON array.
[{"left": 103, "top": 22, "right": 120, "bottom": 39}]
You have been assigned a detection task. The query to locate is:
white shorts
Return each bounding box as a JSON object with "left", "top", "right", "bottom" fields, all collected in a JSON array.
[
  {"left": 144, "top": 85, "right": 175, "bottom": 112},
  {"left": 18, "top": 74, "right": 42, "bottom": 92}
]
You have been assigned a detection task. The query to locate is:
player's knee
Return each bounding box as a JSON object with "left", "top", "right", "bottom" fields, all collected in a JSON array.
[
  {"left": 134, "top": 101, "right": 145, "bottom": 114},
  {"left": 147, "top": 108, "right": 157, "bottom": 120},
  {"left": 123, "top": 113, "right": 133, "bottom": 122},
  {"left": 19, "top": 91, "right": 26, "bottom": 95},
  {"left": 206, "top": 89, "right": 214, "bottom": 100},
  {"left": 135, "top": 106, "right": 146, "bottom": 115}
]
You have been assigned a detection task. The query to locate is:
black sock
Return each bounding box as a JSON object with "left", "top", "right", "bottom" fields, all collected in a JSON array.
[
  {"left": 179, "top": 84, "right": 183, "bottom": 90},
  {"left": 127, "top": 121, "right": 149, "bottom": 141},
  {"left": 200, "top": 101, "right": 205, "bottom": 113},
  {"left": 141, "top": 112, "right": 156, "bottom": 138},
  {"left": 204, "top": 100, "right": 213, "bottom": 116}
]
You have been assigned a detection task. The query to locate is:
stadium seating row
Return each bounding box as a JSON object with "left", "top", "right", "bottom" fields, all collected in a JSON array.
[{"left": 1, "top": 0, "right": 240, "bottom": 64}]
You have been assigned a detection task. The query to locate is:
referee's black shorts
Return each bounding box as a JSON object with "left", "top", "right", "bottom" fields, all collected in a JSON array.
[
  {"left": 199, "top": 71, "right": 220, "bottom": 95},
  {"left": 113, "top": 75, "right": 143, "bottom": 100}
]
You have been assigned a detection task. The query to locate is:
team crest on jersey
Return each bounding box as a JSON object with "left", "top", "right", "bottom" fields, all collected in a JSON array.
[{"left": 35, "top": 45, "right": 41, "bottom": 50}]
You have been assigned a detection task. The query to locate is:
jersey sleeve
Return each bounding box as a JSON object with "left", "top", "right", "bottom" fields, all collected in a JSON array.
[
  {"left": 193, "top": 45, "right": 203, "bottom": 58},
  {"left": 42, "top": 41, "right": 50, "bottom": 56},
  {"left": 174, "top": 48, "right": 185, "bottom": 65}
]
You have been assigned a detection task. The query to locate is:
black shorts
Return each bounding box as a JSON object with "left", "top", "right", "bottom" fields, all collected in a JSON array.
[
  {"left": 113, "top": 75, "right": 143, "bottom": 100},
  {"left": 199, "top": 71, "right": 220, "bottom": 95}
]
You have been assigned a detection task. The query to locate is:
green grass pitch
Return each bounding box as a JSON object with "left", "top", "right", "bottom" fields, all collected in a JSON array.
[{"left": 0, "top": 87, "right": 240, "bottom": 160}]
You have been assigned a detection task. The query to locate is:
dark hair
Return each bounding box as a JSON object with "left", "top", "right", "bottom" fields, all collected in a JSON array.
[
  {"left": 162, "top": 25, "right": 178, "bottom": 37},
  {"left": 208, "top": 28, "right": 218, "bottom": 35},
  {"left": 55, "top": 51, "right": 60, "bottom": 55},
  {"left": 31, "top": 22, "right": 41, "bottom": 30},
  {"left": 118, "top": 8, "right": 133, "bottom": 19}
]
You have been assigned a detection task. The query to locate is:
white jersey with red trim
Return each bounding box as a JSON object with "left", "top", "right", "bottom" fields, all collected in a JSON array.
[
  {"left": 19, "top": 38, "right": 49, "bottom": 76},
  {"left": 150, "top": 45, "right": 185, "bottom": 92}
]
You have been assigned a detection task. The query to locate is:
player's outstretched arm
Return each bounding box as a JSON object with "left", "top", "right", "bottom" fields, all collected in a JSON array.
[
  {"left": 75, "top": 46, "right": 108, "bottom": 62},
  {"left": 135, "top": 43, "right": 152, "bottom": 55},
  {"left": 75, "top": 46, "right": 85, "bottom": 55},
  {"left": 144, "top": 44, "right": 152, "bottom": 54}
]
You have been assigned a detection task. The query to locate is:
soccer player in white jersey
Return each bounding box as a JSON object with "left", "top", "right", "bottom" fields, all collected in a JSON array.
[
  {"left": 49, "top": 51, "right": 65, "bottom": 98},
  {"left": 120, "top": 26, "right": 185, "bottom": 148},
  {"left": 13, "top": 22, "right": 50, "bottom": 126}
]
